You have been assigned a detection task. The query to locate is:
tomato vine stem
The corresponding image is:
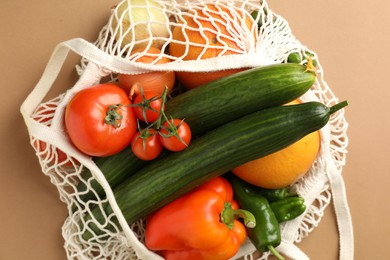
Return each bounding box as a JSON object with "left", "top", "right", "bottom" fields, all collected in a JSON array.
[{"left": 105, "top": 104, "right": 123, "bottom": 128}]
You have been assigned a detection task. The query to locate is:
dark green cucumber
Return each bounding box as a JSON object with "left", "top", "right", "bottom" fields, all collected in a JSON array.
[
  {"left": 77, "top": 63, "right": 315, "bottom": 202},
  {"left": 75, "top": 147, "right": 146, "bottom": 202},
  {"left": 83, "top": 101, "right": 347, "bottom": 239},
  {"left": 164, "top": 63, "right": 316, "bottom": 136}
]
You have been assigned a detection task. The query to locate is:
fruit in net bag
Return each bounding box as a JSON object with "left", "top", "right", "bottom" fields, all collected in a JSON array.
[
  {"left": 169, "top": 3, "right": 257, "bottom": 89},
  {"left": 111, "top": 0, "right": 170, "bottom": 49}
]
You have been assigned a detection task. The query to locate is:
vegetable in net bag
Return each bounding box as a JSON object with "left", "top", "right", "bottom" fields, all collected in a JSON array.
[{"left": 20, "top": 0, "right": 353, "bottom": 259}]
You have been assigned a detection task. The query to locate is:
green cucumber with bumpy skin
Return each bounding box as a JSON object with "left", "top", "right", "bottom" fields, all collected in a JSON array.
[
  {"left": 83, "top": 100, "right": 347, "bottom": 239},
  {"left": 75, "top": 148, "right": 146, "bottom": 202},
  {"left": 164, "top": 63, "right": 316, "bottom": 135},
  {"left": 77, "top": 63, "right": 316, "bottom": 202}
]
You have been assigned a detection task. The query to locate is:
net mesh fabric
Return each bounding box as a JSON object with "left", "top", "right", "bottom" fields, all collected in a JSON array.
[
  {"left": 27, "top": 0, "right": 348, "bottom": 259},
  {"left": 78, "top": 0, "right": 302, "bottom": 73}
]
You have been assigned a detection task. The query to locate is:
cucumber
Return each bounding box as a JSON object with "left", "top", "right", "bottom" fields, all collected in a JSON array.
[
  {"left": 77, "top": 63, "right": 315, "bottom": 201},
  {"left": 75, "top": 147, "right": 146, "bottom": 202},
  {"left": 164, "top": 63, "right": 316, "bottom": 135},
  {"left": 83, "top": 101, "right": 347, "bottom": 239}
]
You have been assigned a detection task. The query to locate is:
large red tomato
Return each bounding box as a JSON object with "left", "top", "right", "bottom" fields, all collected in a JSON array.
[{"left": 65, "top": 83, "right": 137, "bottom": 157}]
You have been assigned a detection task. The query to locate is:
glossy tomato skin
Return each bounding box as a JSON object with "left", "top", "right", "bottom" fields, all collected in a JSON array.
[
  {"left": 131, "top": 129, "right": 163, "bottom": 161},
  {"left": 65, "top": 83, "right": 137, "bottom": 157},
  {"left": 133, "top": 91, "right": 163, "bottom": 123},
  {"left": 159, "top": 119, "right": 191, "bottom": 152}
]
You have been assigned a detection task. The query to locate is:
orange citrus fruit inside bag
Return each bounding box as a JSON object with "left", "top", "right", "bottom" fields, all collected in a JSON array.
[
  {"left": 232, "top": 100, "right": 321, "bottom": 189},
  {"left": 169, "top": 3, "right": 257, "bottom": 89}
]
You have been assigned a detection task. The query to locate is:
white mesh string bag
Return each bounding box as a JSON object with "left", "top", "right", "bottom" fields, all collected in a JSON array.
[{"left": 20, "top": 0, "right": 353, "bottom": 259}]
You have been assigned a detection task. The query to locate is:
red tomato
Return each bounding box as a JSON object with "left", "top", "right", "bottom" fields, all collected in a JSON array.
[
  {"left": 131, "top": 128, "right": 163, "bottom": 161},
  {"left": 133, "top": 91, "right": 164, "bottom": 123},
  {"left": 159, "top": 118, "right": 191, "bottom": 152},
  {"left": 65, "top": 83, "right": 137, "bottom": 157}
]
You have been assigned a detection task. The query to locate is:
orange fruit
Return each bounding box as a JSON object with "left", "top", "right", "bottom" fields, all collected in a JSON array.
[
  {"left": 232, "top": 100, "right": 321, "bottom": 189},
  {"left": 169, "top": 3, "right": 256, "bottom": 89}
]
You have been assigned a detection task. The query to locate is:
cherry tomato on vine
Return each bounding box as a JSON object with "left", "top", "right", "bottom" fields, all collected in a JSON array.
[
  {"left": 133, "top": 90, "right": 164, "bottom": 123},
  {"left": 159, "top": 118, "right": 191, "bottom": 152},
  {"left": 65, "top": 83, "right": 137, "bottom": 157},
  {"left": 131, "top": 128, "right": 163, "bottom": 161}
]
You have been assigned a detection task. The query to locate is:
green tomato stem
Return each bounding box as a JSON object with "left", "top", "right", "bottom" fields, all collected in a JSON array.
[
  {"left": 133, "top": 86, "right": 161, "bottom": 124},
  {"left": 105, "top": 104, "right": 123, "bottom": 128},
  {"left": 155, "top": 86, "right": 169, "bottom": 130}
]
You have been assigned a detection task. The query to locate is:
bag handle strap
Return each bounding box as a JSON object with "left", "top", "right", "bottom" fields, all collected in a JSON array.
[
  {"left": 20, "top": 38, "right": 128, "bottom": 119},
  {"left": 327, "top": 158, "right": 354, "bottom": 260},
  {"left": 20, "top": 43, "right": 70, "bottom": 119}
]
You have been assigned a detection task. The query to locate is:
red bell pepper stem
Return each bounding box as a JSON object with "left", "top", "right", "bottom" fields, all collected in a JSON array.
[{"left": 221, "top": 202, "right": 256, "bottom": 229}]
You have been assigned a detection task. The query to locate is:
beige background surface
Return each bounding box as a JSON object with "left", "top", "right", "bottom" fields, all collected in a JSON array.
[{"left": 1, "top": 0, "right": 389, "bottom": 259}]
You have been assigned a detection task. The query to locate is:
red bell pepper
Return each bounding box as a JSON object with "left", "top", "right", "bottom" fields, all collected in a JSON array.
[{"left": 145, "top": 176, "right": 256, "bottom": 260}]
